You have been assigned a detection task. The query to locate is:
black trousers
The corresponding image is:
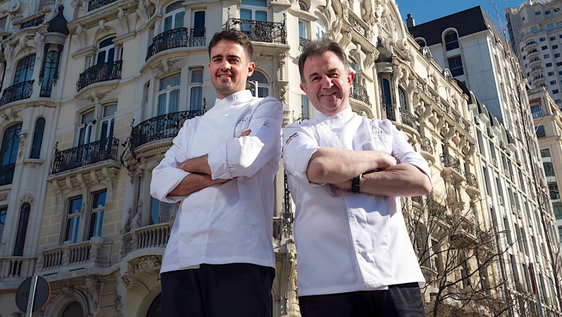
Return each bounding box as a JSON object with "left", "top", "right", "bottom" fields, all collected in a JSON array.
[
  {"left": 160, "top": 263, "right": 275, "bottom": 317},
  {"left": 299, "top": 283, "right": 425, "bottom": 317}
]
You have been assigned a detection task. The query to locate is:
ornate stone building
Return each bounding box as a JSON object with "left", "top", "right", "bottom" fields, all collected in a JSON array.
[{"left": 0, "top": 0, "right": 558, "bottom": 316}]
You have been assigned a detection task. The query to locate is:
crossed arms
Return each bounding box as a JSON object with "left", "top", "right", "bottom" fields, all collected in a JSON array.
[{"left": 306, "top": 147, "right": 432, "bottom": 197}]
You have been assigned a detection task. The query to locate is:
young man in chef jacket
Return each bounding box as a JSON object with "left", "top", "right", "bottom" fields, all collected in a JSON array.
[
  {"left": 151, "top": 29, "right": 282, "bottom": 317},
  {"left": 283, "top": 38, "right": 432, "bottom": 316}
]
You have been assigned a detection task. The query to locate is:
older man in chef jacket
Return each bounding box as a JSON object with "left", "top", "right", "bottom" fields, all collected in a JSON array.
[
  {"left": 151, "top": 29, "right": 282, "bottom": 317},
  {"left": 283, "top": 38, "right": 432, "bottom": 317}
]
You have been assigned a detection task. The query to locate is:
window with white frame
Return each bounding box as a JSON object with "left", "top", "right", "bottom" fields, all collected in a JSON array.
[
  {"left": 189, "top": 69, "right": 203, "bottom": 111},
  {"left": 241, "top": 0, "right": 268, "bottom": 21},
  {"left": 96, "top": 37, "right": 115, "bottom": 66},
  {"left": 163, "top": 2, "right": 185, "bottom": 31},
  {"left": 101, "top": 104, "right": 116, "bottom": 139},
  {"left": 78, "top": 110, "right": 95, "bottom": 146},
  {"left": 314, "top": 18, "right": 326, "bottom": 39},
  {"left": 14, "top": 55, "right": 36, "bottom": 84},
  {"left": 190, "top": 11, "right": 206, "bottom": 46},
  {"left": 65, "top": 197, "right": 83, "bottom": 243},
  {"left": 301, "top": 94, "right": 310, "bottom": 120},
  {"left": 157, "top": 73, "right": 181, "bottom": 115},
  {"left": 63, "top": 191, "right": 107, "bottom": 244},
  {"left": 88, "top": 191, "right": 106, "bottom": 239},
  {"left": 444, "top": 30, "right": 459, "bottom": 51},
  {"left": 248, "top": 70, "right": 269, "bottom": 97}
]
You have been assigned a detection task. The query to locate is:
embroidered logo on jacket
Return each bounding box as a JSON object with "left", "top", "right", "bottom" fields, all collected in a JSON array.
[{"left": 285, "top": 132, "right": 299, "bottom": 145}]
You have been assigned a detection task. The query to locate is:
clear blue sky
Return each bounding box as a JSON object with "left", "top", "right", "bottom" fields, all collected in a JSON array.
[{"left": 396, "top": 0, "right": 527, "bottom": 29}]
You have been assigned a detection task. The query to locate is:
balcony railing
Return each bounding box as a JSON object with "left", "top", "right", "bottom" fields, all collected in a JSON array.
[
  {"left": 129, "top": 110, "right": 204, "bottom": 152},
  {"left": 146, "top": 28, "right": 189, "bottom": 61},
  {"left": 0, "top": 80, "right": 34, "bottom": 107},
  {"left": 350, "top": 83, "right": 371, "bottom": 105},
  {"left": 465, "top": 172, "right": 478, "bottom": 188},
  {"left": 88, "top": 0, "right": 118, "bottom": 11},
  {"left": 76, "top": 60, "right": 122, "bottom": 91},
  {"left": 227, "top": 18, "right": 286, "bottom": 44},
  {"left": 400, "top": 110, "right": 418, "bottom": 130},
  {"left": 189, "top": 27, "right": 206, "bottom": 47},
  {"left": 0, "top": 163, "right": 15, "bottom": 186},
  {"left": 51, "top": 137, "right": 120, "bottom": 174},
  {"left": 0, "top": 256, "right": 36, "bottom": 280},
  {"left": 441, "top": 153, "right": 462, "bottom": 175},
  {"left": 122, "top": 223, "right": 170, "bottom": 257},
  {"left": 421, "top": 137, "right": 434, "bottom": 154},
  {"left": 21, "top": 15, "right": 45, "bottom": 29},
  {"left": 38, "top": 237, "right": 111, "bottom": 271}
]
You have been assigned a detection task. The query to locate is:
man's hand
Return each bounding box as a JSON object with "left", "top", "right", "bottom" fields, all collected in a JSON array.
[{"left": 238, "top": 129, "right": 251, "bottom": 137}]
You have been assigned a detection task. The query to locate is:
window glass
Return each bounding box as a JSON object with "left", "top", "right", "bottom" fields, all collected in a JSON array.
[
  {"left": 65, "top": 197, "right": 83, "bottom": 243},
  {"left": 30, "top": 118, "right": 45, "bottom": 159}
]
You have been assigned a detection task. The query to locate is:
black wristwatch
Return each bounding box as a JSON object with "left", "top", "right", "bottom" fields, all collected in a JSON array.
[{"left": 351, "top": 174, "right": 362, "bottom": 193}]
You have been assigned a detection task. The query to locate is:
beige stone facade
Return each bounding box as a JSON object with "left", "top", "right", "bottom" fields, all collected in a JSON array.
[{"left": 0, "top": 0, "right": 559, "bottom": 316}]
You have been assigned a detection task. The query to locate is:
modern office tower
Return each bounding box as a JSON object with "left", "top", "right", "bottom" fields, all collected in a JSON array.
[
  {"left": 409, "top": 6, "right": 562, "bottom": 316},
  {"left": 506, "top": 0, "right": 562, "bottom": 108},
  {"left": 528, "top": 87, "right": 562, "bottom": 241}
]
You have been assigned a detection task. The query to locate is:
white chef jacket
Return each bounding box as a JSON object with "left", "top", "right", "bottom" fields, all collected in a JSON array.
[
  {"left": 151, "top": 90, "right": 283, "bottom": 273},
  {"left": 283, "top": 107, "right": 431, "bottom": 297}
]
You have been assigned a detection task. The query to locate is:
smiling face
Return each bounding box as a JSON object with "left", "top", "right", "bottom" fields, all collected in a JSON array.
[
  {"left": 208, "top": 40, "right": 255, "bottom": 99},
  {"left": 300, "top": 51, "right": 355, "bottom": 116}
]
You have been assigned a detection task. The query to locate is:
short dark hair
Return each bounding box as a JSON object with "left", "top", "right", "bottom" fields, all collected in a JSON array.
[
  {"left": 298, "top": 38, "right": 349, "bottom": 83},
  {"left": 208, "top": 29, "right": 254, "bottom": 61}
]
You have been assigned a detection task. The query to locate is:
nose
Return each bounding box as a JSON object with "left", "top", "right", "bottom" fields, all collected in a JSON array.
[
  {"left": 219, "top": 60, "right": 231, "bottom": 70},
  {"left": 320, "top": 76, "right": 332, "bottom": 88}
]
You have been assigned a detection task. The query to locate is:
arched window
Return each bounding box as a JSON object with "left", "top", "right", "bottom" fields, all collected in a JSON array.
[
  {"left": 416, "top": 39, "right": 426, "bottom": 47},
  {"left": 30, "top": 118, "right": 45, "bottom": 159},
  {"left": 40, "top": 50, "right": 60, "bottom": 97},
  {"left": 62, "top": 302, "right": 84, "bottom": 317},
  {"left": 14, "top": 55, "right": 36, "bottom": 84},
  {"left": 399, "top": 88, "right": 408, "bottom": 111},
  {"left": 164, "top": 2, "right": 185, "bottom": 31},
  {"left": 299, "top": 1, "right": 308, "bottom": 10},
  {"left": 0, "top": 123, "right": 22, "bottom": 185},
  {"left": 13, "top": 203, "right": 30, "bottom": 256},
  {"left": 248, "top": 70, "right": 269, "bottom": 97},
  {"left": 445, "top": 31, "right": 459, "bottom": 51},
  {"left": 381, "top": 79, "right": 395, "bottom": 120}
]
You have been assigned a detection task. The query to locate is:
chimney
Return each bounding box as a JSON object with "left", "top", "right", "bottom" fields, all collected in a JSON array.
[{"left": 407, "top": 14, "right": 415, "bottom": 28}]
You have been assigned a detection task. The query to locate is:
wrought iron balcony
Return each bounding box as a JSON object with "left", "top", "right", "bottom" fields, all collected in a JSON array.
[
  {"left": 350, "top": 83, "right": 371, "bottom": 105},
  {"left": 227, "top": 18, "right": 286, "bottom": 44},
  {"left": 76, "top": 60, "right": 122, "bottom": 91},
  {"left": 465, "top": 171, "right": 478, "bottom": 188},
  {"left": 0, "top": 163, "right": 15, "bottom": 186},
  {"left": 0, "top": 80, "right": 34, "bottom": 107},
  {"left": 400, "top": 110, "right": 418, "bottom": 130},
  {"left": 441, "top": 153, "right": 462, "bottom": 175},
  {"left": 189, "top": 27, "right": 206, "bottom": 47},
  {"left": 146, "top": 28, "right": 189, "bottom": 61},
  {"left": 129, "top": 110, "right": 204, "bottom": 152},
  {"left": 88, "top": 0, "right": 118, "bottom": 11},
  {"left": 421, "top": 137, "right": 434, "bottom": 154},
  {"left": 21, "top": 15, "right": 45, "bottom": 29},
  {"left": 51, "top": 137, "right": 120, "bottom": 174}
]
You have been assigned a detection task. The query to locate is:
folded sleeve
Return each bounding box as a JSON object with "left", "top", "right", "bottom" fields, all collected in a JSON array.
[
  {"left": 387, "top": 121, "right": 432, "bottom": 184},
  {"left": 207, "top": 97, "right": 283, "bottom": 179},
  {"left": 150, "top": 118, "right": 198, "bottom": 203},
  {"left": 282, "top": 123, "right": 319, "bottom": 182}
]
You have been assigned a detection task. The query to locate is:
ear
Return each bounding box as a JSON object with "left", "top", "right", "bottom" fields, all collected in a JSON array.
[
  {"left": 347, "top": 70, "right": 355, "bottom": 84},
  {"left": 300, "top": 82, "right": 308, "bottom": 95},
  {"left": 247, "top": 62, "right": 256, "bottom": 76}
]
